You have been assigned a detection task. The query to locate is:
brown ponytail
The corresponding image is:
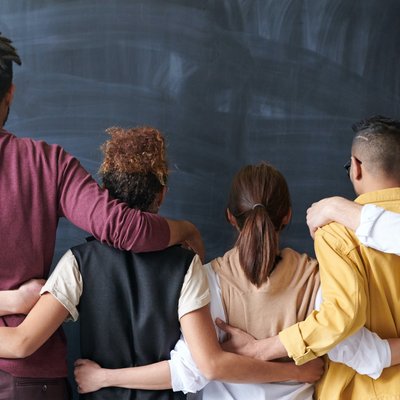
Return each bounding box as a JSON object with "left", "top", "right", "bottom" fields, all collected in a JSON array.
[{"left": 227, "top": 163, "right": 291, "bottom": 287}]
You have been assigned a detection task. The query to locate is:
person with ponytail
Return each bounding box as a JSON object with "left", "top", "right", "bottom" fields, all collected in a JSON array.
[{"left": 74, "top": 162, "right": 394, "bottom": 399}]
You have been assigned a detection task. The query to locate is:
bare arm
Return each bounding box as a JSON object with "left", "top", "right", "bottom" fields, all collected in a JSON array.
[
  {"left": 180, "top": 306, "right": 322, "bottom": 383},
  {"left": 217, "top": 319, "right": 286, "bottom": 361},
  {"left": 0, "top": 279, "right": 44, "bottom": 316},
  {"left": 74, "top": 359, "right": 171, "bottom": 393},
  {"left": 166, "top": 219, "right": 205, "bottom": 262},
  {"left": 74, "top": 307, "right": 323, "bottom": 394},
  {"left": 0, "top": 293, "right": 69, "bottom": 358},
  {"left": 388, "top": 339, "right": 400, "bottom": 366},
  {"left": 306, "top": 197, "right": 362, "bottom": 238}
]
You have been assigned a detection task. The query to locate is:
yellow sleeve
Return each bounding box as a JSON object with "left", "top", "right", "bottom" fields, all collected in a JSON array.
[{"left": 279, "top": 225, "right": 367, "bottom": 365}]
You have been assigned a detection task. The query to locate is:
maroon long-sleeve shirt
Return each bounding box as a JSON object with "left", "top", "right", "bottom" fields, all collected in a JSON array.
[{"left": 0, "top": 128, "right": 170, "bottom": 377}]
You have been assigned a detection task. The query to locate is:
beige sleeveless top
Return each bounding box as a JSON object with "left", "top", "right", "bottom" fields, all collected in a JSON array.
[{"left": 211, "top": 247, "right": 320, "bottom": 339}]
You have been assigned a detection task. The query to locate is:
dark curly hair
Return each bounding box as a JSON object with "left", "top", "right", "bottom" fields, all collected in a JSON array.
[
  {"left": 0, "top": 33, "right": 21, "bottom": 102},
  {"left": 99, "top": 126, "right": 168, "bottom": 212}
]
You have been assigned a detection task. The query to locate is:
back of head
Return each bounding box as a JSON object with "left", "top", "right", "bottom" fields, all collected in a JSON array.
[
  {"left": 99, "top": 126, "right": 168, "bottom": 212},
  {"left": 0, "top": 33, "right": 21, "bottom": 102},
  {"left": 352, "top": 115, "right": 400, "bottom": 180},
  {"left": 228, "top": 162, "right": 291, "bottom": 287}
]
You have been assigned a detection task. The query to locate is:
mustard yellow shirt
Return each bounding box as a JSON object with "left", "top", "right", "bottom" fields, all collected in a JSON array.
[{"left": 279, "top": 188, "right": 400, "bottom": 399}]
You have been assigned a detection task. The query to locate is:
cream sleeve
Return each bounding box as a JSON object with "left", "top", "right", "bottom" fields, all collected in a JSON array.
[
  {"left": 40, "top": 249, "right": 83, "bottom": 322},
  {"left": 178, "top": 254, "right": 210, "bottom": 320}
]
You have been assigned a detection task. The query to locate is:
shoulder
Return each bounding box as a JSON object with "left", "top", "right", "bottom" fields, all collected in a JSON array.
[
  {"left": 3, "top": 131, "right": 77, "bottom": 166},
  {"left": 315, "top": 221, "right": 359, "bottom": 255},
  {"left": 280, "top": 247, "right": 318, "bottom": 271},
  {"left": 211, "top": 247, "right": 238, "bottom": 272},
  {"left": 163, "top": 244, "right": 196, "bottom": 258}
]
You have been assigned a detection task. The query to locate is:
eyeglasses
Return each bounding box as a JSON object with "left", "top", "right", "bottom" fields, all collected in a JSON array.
[
  {"left": 344, "top": 157, "right": 362, "bottom": 178},
  {"left": 344, "top": 160, "right": 351, "bottom": 177}
]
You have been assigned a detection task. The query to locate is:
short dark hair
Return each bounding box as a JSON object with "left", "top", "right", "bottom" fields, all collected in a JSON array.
[
  {"left": 352, "top": 115, "right": 400, "bottom": 178},
  {"left": 99, "top": 126, "right": 168, "bottom": 212},
  {"left": 0, "top": 33, "right": 21, "bottom": 102}
]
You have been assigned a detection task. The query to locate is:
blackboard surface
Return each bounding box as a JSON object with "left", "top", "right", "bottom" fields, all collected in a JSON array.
[{"left": 1, "top": 0, "right": 400, "bottom": 397}]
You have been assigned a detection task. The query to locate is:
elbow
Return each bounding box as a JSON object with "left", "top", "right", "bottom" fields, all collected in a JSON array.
[
  {"left": 196, "top": 357, "right": 225, "bottom": 381},
  {"left": 8, "top": 332, "right": 36, "bottom": 359},
  {"left": 14, "top": 345, "right": 35, "bottom": 359}
]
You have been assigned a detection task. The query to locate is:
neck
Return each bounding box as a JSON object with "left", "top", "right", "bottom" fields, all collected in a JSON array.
[
  {"left": 0, "top": 100, "right": 8, "bottom": 128},
  {"left": 357, "top": 175, "right": 400, "bottom": 195}
]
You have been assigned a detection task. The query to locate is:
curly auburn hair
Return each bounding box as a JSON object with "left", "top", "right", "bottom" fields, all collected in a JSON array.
[{"left": 99, "top": 126, "right": 168, "bottom": 212}]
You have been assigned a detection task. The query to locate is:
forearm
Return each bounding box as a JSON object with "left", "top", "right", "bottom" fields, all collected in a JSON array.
[
  {"left": 323, "top": 197, "right": 362, "bottom": 231},
  {"left": 255, "top": 335, "right": 288, "bottom": 361},
  {"left": 102, "top": 361, "right": 171, "bottom": 390},
  {"left": 0, "top": 326, "right": 25, "bottom": 358},
  {"left": 182, "top": 307, "right": 299, "bottom": 384},
  {"left": 307, "top": 197, "right": 362, "bottom": 237},
  {"left": 0, "top": 293, "right": 68, "bottom": 358},
  {"left": 227, "top": 334, "right": 287, "bottom": 362},
  {"left": 0, "top": 290, "right": 21, "bottom": 316},
  {"left": 388, "top": 338, "right": 400, "bottom": 367},
  {"left": 59, "top": 156, "right": 170, "bottom": 252},
  {"left": 166, "top": 219, "right": 205, "bottom": 261},
  {"left": 0, "top": 278, "right": 44, "bottom": 316},
  {"left": 205, "top": 350, "right": 301, "bottom": 383},
  {"left": 75, "top": 360, "right": 172, "bottom": 393}
]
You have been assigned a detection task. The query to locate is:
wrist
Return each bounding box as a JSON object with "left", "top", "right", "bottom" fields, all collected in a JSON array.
[
  {"left": 6, "top": 290, "right": 20, "bottom": 314},
  {"left": 253, "top": 336, "right": 284, "bottom": 361},
  {"left": 99, "top": 368, "right": 111, "bottom": 389},
  {"left": 253, "top": 338, "right": 269, "bottom": 360},
  {"left": 325, "top": 196, "right": 345, "bottom": 221}
]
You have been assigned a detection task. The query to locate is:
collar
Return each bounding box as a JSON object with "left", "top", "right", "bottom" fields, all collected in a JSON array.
[{"left": 355, "top": 187, "right": 400, "bottom": 205}]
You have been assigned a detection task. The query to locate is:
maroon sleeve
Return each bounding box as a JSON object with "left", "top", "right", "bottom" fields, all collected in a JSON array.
[{"left": 55, "top": 147, "right": 170, "bottom": 252}]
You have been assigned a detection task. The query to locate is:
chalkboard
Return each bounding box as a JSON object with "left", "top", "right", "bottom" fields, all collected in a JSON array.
[{"left": 1, "top": 0, "right": 400, "bottom": 397}]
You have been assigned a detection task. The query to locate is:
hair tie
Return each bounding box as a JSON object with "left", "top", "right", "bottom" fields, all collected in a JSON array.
[{"left": 252, "top": 203, "right": 265, "bottom": 210}]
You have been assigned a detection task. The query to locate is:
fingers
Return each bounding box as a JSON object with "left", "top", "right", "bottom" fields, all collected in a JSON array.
[
  {"left": 74, "top": 358, "right": 90, "bottom": 367},
  {"left": 215, "top": 318, "right": 233, "bottom": 334}
]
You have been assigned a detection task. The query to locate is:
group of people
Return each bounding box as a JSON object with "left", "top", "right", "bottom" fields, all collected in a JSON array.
[{"left": 1, "top": 32, "right": 400, "bottom": 400}]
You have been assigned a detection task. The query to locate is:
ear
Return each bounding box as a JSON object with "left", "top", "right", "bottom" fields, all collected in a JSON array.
[
  {"left": 157, "top": 186, "right": 168, "bottom": 208},
  {"left": 351, "top": 156, "right": 363, "bottom": 181},
  {"left": 5, "top": 84, "right": 15, "bottom": 105},
  {"left": 226, "top": 208, "right": 238, "bottom": 228},
  {"left": 282, "top": 208, "right": 292, "bottom": 227}
]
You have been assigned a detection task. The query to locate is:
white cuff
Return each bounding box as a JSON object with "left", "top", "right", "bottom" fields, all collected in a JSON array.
[
  {"left": 328, "top": 328, "right": 390, "bottom": 379},
  {"left": 169, "top": 338, "right": 209, "bottom": 394}
]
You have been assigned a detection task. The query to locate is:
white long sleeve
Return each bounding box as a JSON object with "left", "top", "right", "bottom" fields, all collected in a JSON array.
[
  {"left": 356, "top": 204, "right": 400, "bottom": 255},
  {"left": 315, "top": 288, "right": 391, "bottom": 379}
]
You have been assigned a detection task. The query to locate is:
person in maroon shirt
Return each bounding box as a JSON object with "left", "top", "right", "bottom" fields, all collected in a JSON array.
[{"left": 0, "top": 33, "right": 203, "bottom": 399}]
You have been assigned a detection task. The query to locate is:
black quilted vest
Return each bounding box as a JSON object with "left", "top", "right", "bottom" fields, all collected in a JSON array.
[{"left": 72, "top": 239, "right": 194, "bottom": 399}]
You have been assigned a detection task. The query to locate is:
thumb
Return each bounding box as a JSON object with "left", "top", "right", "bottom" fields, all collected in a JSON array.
[
  {"left": 74, "top": 359, "right": 89, "bottom": 367},
  {"left": 215, "top": 318, "right": 233, "bottom": 333}
]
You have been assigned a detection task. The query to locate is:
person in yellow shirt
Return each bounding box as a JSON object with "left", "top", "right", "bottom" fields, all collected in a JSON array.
[{"left": 218, "top": 115, "right": 400, "bottom": 399}]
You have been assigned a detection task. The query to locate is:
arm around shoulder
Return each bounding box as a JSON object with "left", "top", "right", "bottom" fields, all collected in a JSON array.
[
  {"left": 279, "top": 229, "right": 367, "bottom": 365},
  {"left": 307, "top": 197, "right": 362, "bottom": 238},
  {"left": 0, "top": 293, "right": 69, "bottom": 358}
]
